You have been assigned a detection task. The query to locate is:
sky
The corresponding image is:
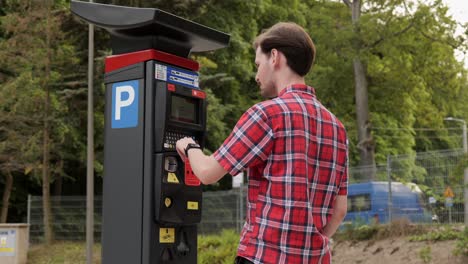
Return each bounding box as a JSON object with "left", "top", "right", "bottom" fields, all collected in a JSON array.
[
  {"left": 443, "top": 0, "right": 468, "bottom": 24},
  {"left": 442, "top": 0, "right": 468, "bottom": 67}
]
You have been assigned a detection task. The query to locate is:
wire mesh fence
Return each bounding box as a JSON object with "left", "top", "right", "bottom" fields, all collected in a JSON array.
[
  {"left": 347, "top": 149, "right": 466, "bottom": 225},
  {"left": 28, "top": 196, "right": 103, "bottom": 243},
  {"left": 27, "top": 149, "right": 466, "bottom": 242},
  {"left": 28, "top": 189, "right": 247, "bottom": 243}
]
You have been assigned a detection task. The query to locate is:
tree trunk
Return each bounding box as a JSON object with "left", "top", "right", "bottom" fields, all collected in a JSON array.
[
  {"left": 353, "top": 59, "right": 376, "bottom": 179},
  {"left": 347, "top": 0, "right": 376, "bottom": 180},
  {"left": 53, "top": 160, "right": 63, "bottom": 196},
  {"left": 42, "top": 0, "right": 53, "bottom": 244},
  {"left": 0, "top": 170, "right": 13, "bottom": 223}
]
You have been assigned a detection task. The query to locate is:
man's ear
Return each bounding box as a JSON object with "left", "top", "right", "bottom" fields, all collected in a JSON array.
[{"left": 270, "top": 48, "right": 280, "bottom": 67}]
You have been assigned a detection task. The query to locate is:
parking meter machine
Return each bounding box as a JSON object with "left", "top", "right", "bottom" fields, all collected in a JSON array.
[{"left": 71, "top": 1, "right": 230, "bottom": 263}]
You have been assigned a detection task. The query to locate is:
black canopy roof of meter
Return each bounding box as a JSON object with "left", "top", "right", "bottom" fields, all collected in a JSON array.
[{"left": 70, "top": 0, "right": 230, "bottom": 57}]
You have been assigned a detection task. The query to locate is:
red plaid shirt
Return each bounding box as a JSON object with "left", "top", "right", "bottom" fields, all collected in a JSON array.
[{"left": 214, "top": 84, "right": 348, "bottom": 264}]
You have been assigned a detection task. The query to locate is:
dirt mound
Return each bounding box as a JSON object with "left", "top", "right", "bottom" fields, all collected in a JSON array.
[{"left": 332, "top": 239, "right": 467, "bottom": 264}]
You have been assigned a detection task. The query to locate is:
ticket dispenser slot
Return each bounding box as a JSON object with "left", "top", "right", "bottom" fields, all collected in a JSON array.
[{"left": 159, "top": 226, "right": 197, "bottom": 264}]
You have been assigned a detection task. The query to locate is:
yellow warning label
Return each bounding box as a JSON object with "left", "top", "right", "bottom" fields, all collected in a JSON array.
[
  {"left": 167, "top": 173, "right": 180, "bottom": 184},
  {"left": 444, "top": 186, "right": 455, "bottom": 198},
  {"left": 187, "top": 201, "right": 199, "bottom": 210},
  {"left": 164, "top": 197, "right": 172, "bottom": 208},
  {"left": 160, "top": 228, "right": 175, "bottom": 243},
  {"left": 0, "top": 248, "right": 14, "bottom": 252}
]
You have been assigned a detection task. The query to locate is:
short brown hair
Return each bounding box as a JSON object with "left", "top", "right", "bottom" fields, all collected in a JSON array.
[{"left": 254, "top": 22, "right": 316, "bottom": 76}]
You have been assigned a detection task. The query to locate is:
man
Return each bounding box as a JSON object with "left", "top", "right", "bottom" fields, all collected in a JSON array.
[{"left": 176, "top": 22, "right": 348, "bottom": 264}]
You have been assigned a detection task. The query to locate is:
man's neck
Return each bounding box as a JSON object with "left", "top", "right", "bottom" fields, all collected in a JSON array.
[{"left": 275, "top": 76, "right": 306, "bottom": 95}]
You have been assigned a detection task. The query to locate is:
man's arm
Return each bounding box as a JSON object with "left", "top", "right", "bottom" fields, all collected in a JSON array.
[
  {"left": 323, "top": 195, "right": 347, "bottom": 237},
  {"left": 176, "top": 137, "right": 228, "bottom": 185}
]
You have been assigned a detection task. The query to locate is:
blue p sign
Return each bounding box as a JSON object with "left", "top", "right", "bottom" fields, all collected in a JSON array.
[{"left": 112, "top": 80, "right": 139, "bottom": 128}]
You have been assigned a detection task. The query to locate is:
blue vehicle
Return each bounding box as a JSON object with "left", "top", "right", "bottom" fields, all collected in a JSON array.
[{"left": 343, "top": 181, "right": 432, "bottom": 225}]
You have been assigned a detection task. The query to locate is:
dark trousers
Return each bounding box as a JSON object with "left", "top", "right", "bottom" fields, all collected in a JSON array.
[{"left": 235, "top": 256, "right": 254, "bottom": 264}]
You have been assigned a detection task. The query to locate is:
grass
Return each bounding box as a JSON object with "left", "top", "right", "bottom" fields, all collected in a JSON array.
[
  {"left": 27, "top": 225, "right": 468, "bottom": 263},
  {"left": 27, "top": 230, "right": 239, "bottom": 264},
  {"left": 335, "top": 219, "right": 430, "bottom": 242},
  {"left": 28, "top": 241, "right": 102, "bottom": 264}
]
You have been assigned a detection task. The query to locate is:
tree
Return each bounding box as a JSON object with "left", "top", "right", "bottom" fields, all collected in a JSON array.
[
  {"left": 295, "top": 0, "right": 467, "bottom": 182},
  {"left": 0, "top": 75, "right": 41, "bottom": 222},
  {"left": 0, "top": 0, "right": 84, "bottom": 239},
  {"left": 341, "top": 0, "right": 377, "bottom": 179}
]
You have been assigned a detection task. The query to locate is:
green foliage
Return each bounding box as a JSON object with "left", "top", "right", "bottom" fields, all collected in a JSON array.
[
  {"left": 198, "top": 229, "right": 239, "bottom": 264},
  {"left": 453, "top": 227, "right": 468, "bottom": 256},
  {"left": 28, "top": 241, "right": 102, "bottom": 264},
  {"left": 450, "top": 153, "right": 468, "bottom": 193},
  {"left": 419, "top": 245, "right": 432, "bottom": 264},
  {"left": 338, "top": 223, "right": 379, "bottom": 241},
  {"left": 408, "top": 226, "right": 459, "bottom": 242},
  {"left": 31, "top": 226, "right": 241, "bottom": 262}
]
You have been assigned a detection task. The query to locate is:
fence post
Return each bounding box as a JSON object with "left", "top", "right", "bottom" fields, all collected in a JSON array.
[
  {"left": 387, "top": 155, "right": 393, "bottom": 223},
  {"left": 236, "top": 187, "right": 240, "bottom": 233},
  {"left": 27, "top": 195, "right": 31, "bottom": 225},
  {"left": 239, "top": 185, "right": 244, "bottom": 232}
]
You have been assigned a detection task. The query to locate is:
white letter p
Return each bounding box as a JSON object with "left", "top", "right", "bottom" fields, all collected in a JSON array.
[{"left": 115, "top": 85, "right": 135, "bottom": 120}]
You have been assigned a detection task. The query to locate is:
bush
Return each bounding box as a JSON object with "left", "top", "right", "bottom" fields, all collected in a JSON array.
[
  {"left": 419, "top": 246, "right": 432, "bottom": 263},
  {"left": 454, "top": 227, "right": 468, "bottom": 256},
  {"left": 409, "top": 225, "right": 460, "bottom": 242},
  {"left": 198, "top": 229, "right": 239, "bottom": 264},
  {"left": 336, "top": 224, "right": 379, "bottom": 241}
]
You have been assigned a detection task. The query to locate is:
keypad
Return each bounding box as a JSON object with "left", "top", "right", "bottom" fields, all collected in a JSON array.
[{"left": 163, "top": 130, "right": 195, "bottom": 150}]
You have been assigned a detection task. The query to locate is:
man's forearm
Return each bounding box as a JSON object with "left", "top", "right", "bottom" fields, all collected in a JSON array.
[
  {"left": 175, "top": 137, "right": 228, "bottom": 184},
  {"left": 186, "top": 149, "right": 226, "bottom": 184}
]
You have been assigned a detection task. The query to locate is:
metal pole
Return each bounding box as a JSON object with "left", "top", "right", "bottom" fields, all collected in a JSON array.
[
  {"left": 27, "top": 194, "right": 31, "bottom": 249},
  {"left": 236, "top": 185, "right": 239, "bottom": 233},
  {"left": 239, "top": 182, "right": 244, "bottom": 232},
  {"left": 462, "top": 122, "right": 467, "bottom": 153},
  {"left": 449, "top": 206, "right": 452, "bottom": 224},
  {"left": 27, "top": 195, "right": 31, "bottom": 225},
  {"left": 86, "top": 5, "right": 95, "bottom": 263},
  {"left": 387, "top": 155, "right": 392, "bottom": 223},
  {"left": 462, "top": 122, "right": 467, "bottom": 226}
]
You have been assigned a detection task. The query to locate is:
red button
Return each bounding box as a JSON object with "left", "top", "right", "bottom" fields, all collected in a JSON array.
[{"left": 167, "top": 84, "right": 176, "bottom": 91}]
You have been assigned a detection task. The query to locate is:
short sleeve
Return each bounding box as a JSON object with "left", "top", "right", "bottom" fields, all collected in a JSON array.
[
  {"left": 213, "top": 104, "right": 274, "bottom": 176},
  {"left": 337, "top": 139, "right": 349, "bottom": 195}
]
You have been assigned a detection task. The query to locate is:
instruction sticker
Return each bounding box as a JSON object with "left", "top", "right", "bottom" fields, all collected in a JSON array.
[
  {"left": 167, "top": 66, "right": 199, "bottom": 89},
  {"left": 155, "top": 64, "right": 167, "bottom": 81},
  {"left": 160, "top": 228, "right": 175, "bottom": 243},
  {"left": 0, "top": 229, "right": 16, "bottom": 256},
  {"left": 155, "top": 63, "right": 199, "bottom": 89}
]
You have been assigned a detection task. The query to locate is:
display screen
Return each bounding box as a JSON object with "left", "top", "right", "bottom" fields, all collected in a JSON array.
[{"left": 170, "top": 95, "right": 197, "bottom": 124}]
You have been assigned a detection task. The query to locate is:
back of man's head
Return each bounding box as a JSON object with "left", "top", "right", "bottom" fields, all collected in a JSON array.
[{"left": 254, "top": 22, "right": 316, "bottom": 77}]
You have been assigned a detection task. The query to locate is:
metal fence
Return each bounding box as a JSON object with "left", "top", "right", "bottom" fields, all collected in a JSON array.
[
  {"left": 27, "top": 149, "right": 466, "bottom": 242},
  {"left": 28, "top": 196, "right": 103, "bottom": 243},
  {"left": 28, "top": 189, "right": 247, "bottom": 243},
  {"left": 348, "top": 149, "right": 466, "bottom": 224}
]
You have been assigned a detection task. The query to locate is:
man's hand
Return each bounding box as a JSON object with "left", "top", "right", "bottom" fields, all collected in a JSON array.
[
  {"left": 175, "top": 137, "right": 196, "bottom": 161},
  {"left": 323, "top": 195, "right": 347, "bottom": 237}
]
